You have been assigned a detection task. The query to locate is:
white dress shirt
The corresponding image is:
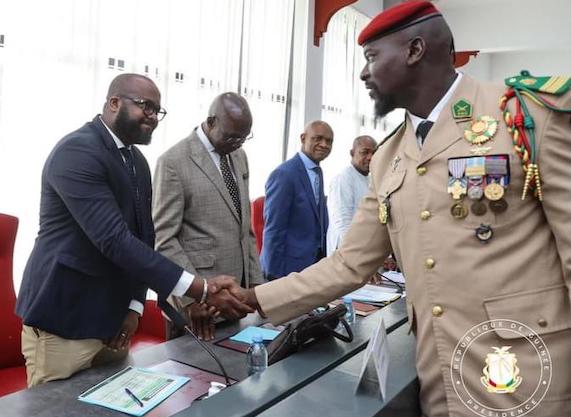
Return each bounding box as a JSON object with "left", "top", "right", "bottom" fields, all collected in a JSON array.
[
  {"left": 196, "top": 124, "right": 237, "bottom": 180},
  {"left": 326, "top": 164, "right": 370, "bottom": 256},
  {"left": 408, "top": 71, "right": 463, "bottom": 148}
]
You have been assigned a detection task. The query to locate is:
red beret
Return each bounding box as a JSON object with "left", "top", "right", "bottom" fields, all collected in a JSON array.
[{"left": 358, "top": 1, "right": 441, "bottom": 46}]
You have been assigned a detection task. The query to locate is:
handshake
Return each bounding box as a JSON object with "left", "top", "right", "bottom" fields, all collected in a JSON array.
[{"left": 181, "top": 275, "right": 261, "bottom": 340}]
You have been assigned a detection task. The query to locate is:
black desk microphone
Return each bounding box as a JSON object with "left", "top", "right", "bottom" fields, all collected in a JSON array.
[{"left": 157, "top": 298, "right": 231, "bottom": 386}]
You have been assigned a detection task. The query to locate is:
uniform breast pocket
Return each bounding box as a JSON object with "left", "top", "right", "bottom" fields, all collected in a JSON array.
[{"left": 377, "top": 169, "right": 406, "bottom": 233}]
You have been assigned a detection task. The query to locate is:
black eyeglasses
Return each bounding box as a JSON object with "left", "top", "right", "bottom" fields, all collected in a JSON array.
[
  {"left": 120, "top": 96, "right": 167, "bottom": 121},
  {"left": 225, "top": 133, "right": 254, "bottom": 144}
]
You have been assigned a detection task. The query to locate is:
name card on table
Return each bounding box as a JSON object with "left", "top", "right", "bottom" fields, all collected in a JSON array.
[{"left": 355, "top": 317, "right": 389, "bottom": 400}]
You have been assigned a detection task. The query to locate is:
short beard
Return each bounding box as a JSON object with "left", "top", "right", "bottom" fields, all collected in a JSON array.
[
  {"left": 374, "top": 94, "right": 397, "bottom": 119},
  {"left": 113, "top": 106, "right": 153, "bottom": 145}
]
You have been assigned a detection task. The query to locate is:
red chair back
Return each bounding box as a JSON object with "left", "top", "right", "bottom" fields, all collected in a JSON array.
[
  {"left": 250, "top": 196, "right": 265, "bottom": 254},
  {"left": 0, "top": 213, "right": 24, "bottom": 368}
]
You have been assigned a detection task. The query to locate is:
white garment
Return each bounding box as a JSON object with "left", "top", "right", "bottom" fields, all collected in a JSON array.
[
  {"left": 326, "top": 165, "right": 370, "bottom": 255},
  {"left": 408, "top": 71, "right": 463, "bottom": 148}
]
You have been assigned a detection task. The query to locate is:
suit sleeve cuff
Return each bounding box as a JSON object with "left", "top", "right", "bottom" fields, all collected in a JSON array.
[
  {"left": 129, "top": 300, "right": 144, "bottom": 316},
  {"left": 170, "top": 271, "right": 195, "bottom": 298}
]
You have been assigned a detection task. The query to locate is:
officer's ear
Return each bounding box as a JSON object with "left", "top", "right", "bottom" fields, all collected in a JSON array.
[{"left": 407, "top": 36, "right": 426, "bottom": 65}]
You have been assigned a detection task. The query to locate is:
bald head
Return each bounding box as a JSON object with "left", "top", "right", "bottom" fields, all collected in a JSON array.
[
  {"left": 203, "top": 92, "right": 253, "bottom": 155},
  {"left": 351, "top": 135, "right": 377, "bottom": 175},
  {"left": 102, "top": 73, "right": 162, "bottom": 146},
  {"left": 398, "top": 16, "right": 455, "bottom": 67},
  {"left": 352, "top": 135, "right": 377, "bottom": 151},
  {"left": 106, "top": 73, "right": 159, "bottom": 102},
  {"left": 300, "top": 120, "right": 334, "bottom": 163}
]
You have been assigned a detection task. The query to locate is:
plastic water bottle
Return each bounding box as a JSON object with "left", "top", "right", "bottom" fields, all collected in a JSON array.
[
  {"left": 247, "top": 334, "right": 268, "bottom": 376},
  {"left": 343, "top": 296, "right": 356, "bottom": 325}
]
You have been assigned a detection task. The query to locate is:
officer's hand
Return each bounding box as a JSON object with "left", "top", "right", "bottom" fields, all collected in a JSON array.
[
  {"left": 206, "top": 276, "right": 255, "bottom": 320},
  {"left": 107, "top": 310, "right": 139, "bottom": 350},
  {"left": 187, "top": 303, "right": 217, "bottom": 341}
]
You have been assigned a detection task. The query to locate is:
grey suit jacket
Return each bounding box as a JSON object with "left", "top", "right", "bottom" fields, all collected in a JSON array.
[{"left": 153, "top": 129, "right": 263, "bottom": 311}]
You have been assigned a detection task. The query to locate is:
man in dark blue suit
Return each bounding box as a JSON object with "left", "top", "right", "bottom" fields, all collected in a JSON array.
[
  {"left": 260, "top": 121, "right": 334, "bottom": 280},
  {"left": 16, "top": 74, "right": 252, "bottom": 387}
]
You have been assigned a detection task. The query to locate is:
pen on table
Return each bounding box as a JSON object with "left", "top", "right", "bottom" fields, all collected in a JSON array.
[{"left": 124, "top": 387, "right": 144, "bottom": 407}]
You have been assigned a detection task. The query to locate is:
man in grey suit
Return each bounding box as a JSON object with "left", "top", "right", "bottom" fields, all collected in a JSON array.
[{"left": 153, "top": 92, "right": 264, "bottom": 340}]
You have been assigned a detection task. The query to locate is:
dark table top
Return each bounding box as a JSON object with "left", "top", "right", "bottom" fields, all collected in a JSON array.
[{"left": 0, "top": 298, "right": 410, "bottom": 417}]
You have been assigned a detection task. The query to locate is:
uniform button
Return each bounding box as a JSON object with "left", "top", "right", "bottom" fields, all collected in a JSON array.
[
  {"left": 425, "top": 258, "right": 435, "bottom": 269},
  {"left": 537, "top": 318, "right": 548, "bottom": 327},
  {"left": 420, "top": 210, "right": 431, "bottom": 220},
  {"left": 432, "top": 305, "right": 444, "bottom": 317},
  {"left": 416, "top": 166, "right": 427, "bottom": 175}
]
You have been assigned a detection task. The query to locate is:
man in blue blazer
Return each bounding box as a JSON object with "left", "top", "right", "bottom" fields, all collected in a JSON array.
[
  {"left": 261, "top": 121, "right": 334, "bottom": 280},
  {"left": 16, "top": 74, "right": 251, "bottom": 387}
]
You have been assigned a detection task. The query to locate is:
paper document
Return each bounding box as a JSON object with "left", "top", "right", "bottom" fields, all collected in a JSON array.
[
  {"left": 230, "top": 326, "right": 280, "bottom": 344},
  {"left": 78, "top": 366, "right": 189, "bottom": 416},
  {"left": 381, "top": 270, "right": 406, "bottom": 284},
  {"left": 346, "top": 284, "right": 401, "bottom": 304}
]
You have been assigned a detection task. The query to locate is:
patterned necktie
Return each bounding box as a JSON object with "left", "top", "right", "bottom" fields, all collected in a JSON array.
[
  {"left": 417, "top": 120, "right": 434, "bottom": 145},
  {"left": 312, "top": 166, "right": 322, "bottom": 206},
  {"left": 120, "top": 147, "right": 142, "bottom": 235},
  {"left": 219, "top": 154, "right": 242, "bottom": 220}
]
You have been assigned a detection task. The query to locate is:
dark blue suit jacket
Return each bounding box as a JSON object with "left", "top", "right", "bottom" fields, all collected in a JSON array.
[
  {"left": 260, "top": 153, "right": 328, "bottom": 279},
  {"left": 16, "top": 116, "right": 182, "bottom": 340}
]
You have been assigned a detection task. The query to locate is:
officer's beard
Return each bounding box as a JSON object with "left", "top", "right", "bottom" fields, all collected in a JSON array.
[{"left": 373, "top": 93, "right": 397, "bottom": 120}]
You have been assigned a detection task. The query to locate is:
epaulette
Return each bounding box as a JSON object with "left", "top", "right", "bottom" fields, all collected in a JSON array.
[
  {"left": 505, "top": 70, "right": 571, "bottom": 95},
  {"left": 500, "top": 70, "right": 571, "bottom": 202},
  {"left": 376, "top": 120, "right": 405, "bottom": 151}
]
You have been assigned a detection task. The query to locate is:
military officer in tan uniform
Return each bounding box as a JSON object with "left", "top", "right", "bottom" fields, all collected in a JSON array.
[{"left": 212, "top": 1, "right": 571, "bottom": 415}]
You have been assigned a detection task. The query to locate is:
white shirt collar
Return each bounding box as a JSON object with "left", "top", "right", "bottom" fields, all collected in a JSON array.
[
  {"left": 196, "top": 124, "right": 216, "bottom": 154},
  {"left": 408, "top": 71, "right": 463, "bottom": 133},
  {"left": 99, "top": 116, "right": 129, "bottom": 150}
]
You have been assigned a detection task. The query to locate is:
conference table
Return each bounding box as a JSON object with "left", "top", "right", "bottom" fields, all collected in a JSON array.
[{"left": 0, "top": 298, "right": 420, "bottom": 417}]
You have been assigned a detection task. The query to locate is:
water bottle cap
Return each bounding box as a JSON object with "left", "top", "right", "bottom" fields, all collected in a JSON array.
[
  {"left": 342, "top": 295, "right": 353, "bottom": 303},
  {"left": 252, "top": 334, "right": 264, "bottom": 343}
]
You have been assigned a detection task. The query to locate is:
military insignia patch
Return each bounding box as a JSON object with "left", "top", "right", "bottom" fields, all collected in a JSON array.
[
  {"left": 452, "top": 99, "right": 473, "bottom": 119},
  {"left": 379, "top": 199, "right": 390, "bottom": 224},
  {"left": 481, "top": 346, "right": 522, "bottom": 394}
]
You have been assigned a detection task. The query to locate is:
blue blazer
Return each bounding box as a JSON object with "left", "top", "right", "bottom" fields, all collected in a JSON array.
[
  {"left": 260, "top": 154, "right": 328, "bottom": 279},
  {"left": 16, "top": 116, "right": 182, "bottom": 340}
]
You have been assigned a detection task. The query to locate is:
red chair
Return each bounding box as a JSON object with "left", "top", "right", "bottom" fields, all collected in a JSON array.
[
  {"left": 250, "top": 196, "right": 265, "bottom": 254},
  {"left": 130, "top": 299, "right": 167, "bottom": 351},
  {"left": 0, "top": 213, "right": 27, "bottom": 397}
]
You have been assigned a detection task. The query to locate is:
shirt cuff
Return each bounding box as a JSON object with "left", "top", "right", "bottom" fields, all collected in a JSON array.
[
  {"left": 170, "top": 271, "right": 195, "bottom": 298},
  {"left": 129, "top": 300, "right": 144, "bottom": 316}
]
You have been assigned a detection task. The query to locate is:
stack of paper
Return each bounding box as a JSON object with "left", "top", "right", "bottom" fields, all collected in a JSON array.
[{"left": 345, "top": 284, "right": 401, "bottom": 306}]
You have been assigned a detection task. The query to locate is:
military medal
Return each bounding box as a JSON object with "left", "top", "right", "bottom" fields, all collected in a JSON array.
[
  {"left": 450, "top": 202, "right": 468, "bottom": 219},
  {"left": 489, "top": 198, "right": 508, "bottom": 214},
  {"left": 465, "top": 157, "right": 485, "bottom": 200},
  {"left": 484, "top": 182, "right": 504, "bottom": 201},
  {"left": 464, "top": 116, "right": 498, "bottom": 155},
  {"left": 475, "top": 224, "right": 493, "bottom": 243},
  {"left": 471, "top": 200, "right": 487, "bottom": 216},
  {"left": 483, "top": 155, "right": 509, "bottom": 203},
  {"left": 447, "top": 158, "right": 467, "bottom": 200},
  {"left": 379, "top": 198, "right": 390, "bottom": 224},
  {"left": 464, "top": 116, "right": 498, "bottom": 145}
]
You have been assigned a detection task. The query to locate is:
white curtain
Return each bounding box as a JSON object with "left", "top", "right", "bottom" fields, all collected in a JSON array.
[
  {"left": 0, "top": 0, "right": 293, "bottom": 291},
  {"left": 320, "top": 7, "right": 404, "bottom": 186}
]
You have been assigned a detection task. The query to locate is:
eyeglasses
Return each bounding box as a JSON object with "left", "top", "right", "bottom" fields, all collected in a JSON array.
[
  {"left": 225, "top": 133, "right": 254, "bottom": 144},
  {"left": 120, "top": 96, "right": 167, "bottom": 121}
]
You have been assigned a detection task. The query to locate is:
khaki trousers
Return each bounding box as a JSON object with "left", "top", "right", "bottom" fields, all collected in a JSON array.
[{"left": 21, "top": 325, "right": 128, "bottom": 387}]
